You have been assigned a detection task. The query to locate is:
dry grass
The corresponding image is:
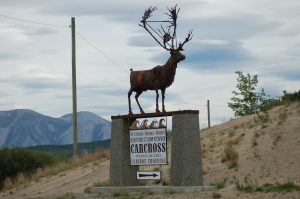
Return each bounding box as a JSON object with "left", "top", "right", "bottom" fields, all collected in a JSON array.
[
  {"left": 203, "top": 102, "right": 300, "bottom": 188},
  {"left": 228, "top": 129, "right": 236, "bottom": 137},
  {"left": 2, "top": 173, "right": 28, "bottom": 191},
  {"left": 277, "top": 109, "right": 288, "bottom": 125},
  {"left": 251, "top": 132, "right": 260, "bottom": 147},
  {"left": 252, "top": 136, "right": 257, "bottom": 147},
  {"left": 222, "top": 144, "right": 239, "bottom": 169},
  {"left": 32, "top": 149, "right": 110, "bottom": 180},
  {"left": 2, "top": 149, "right": 110, "bottom": 191},
  {"left": 227, "top": 136, "right": 241, "bottom": 146},
  {"left": 272, "top": 134, "right": 282, "bottom": 146},
  {"left": 2, "top": 178, "right": 14, "bottom": 191}
]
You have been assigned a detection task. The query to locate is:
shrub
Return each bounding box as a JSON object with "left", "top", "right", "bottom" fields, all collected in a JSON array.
[
  {"left": 0, "top": 148, "right": 57, "bottom": 189},
  {"left": 84, "top": 186, "right": 91, "bottom": 193},
  {"left": 210, "top": 182, "right": 225, "bottom": 189},
  {"left": 236, "top": 182, "right": 254, "bottom": 193},
  {"left": 259, "top": 182, "right": 299, "bottom": 192},
  {"left": 212, "top": 192, "right": 222, "bottom": 198},
  {"left": 236, "top": 182, "right": 299, "bottom": 193},
  {"left": 227, "top": 137, "right": 240, "bottom": 146},
  {"left": 222, "top": 145, "right": 239, "bottom": 169},
  {"left": 252, "top": 135, "right": 257, "bottom": 147},
  {"left": 282, "top": 90, "right": 300, "bottom": 102},
  {"left": 262, "top": 90, "right": 300, "bottom": 111},
  {"left": 278, "top": 110, "right": 288, "bottom": 123},
  {"left": 92, "top": 181, "right": 108, "bottom": 187}
]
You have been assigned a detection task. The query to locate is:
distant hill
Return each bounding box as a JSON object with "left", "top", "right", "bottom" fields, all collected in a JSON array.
[
  {"left": 27, "top": 139, "right": 111, "bottom": 158},
  {"left": 0, "top": 109, "right": 111, "bottom": 147}
]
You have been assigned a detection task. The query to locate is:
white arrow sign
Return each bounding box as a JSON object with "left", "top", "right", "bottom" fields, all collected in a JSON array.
[{"left": 137, "top": 171, "right": 161, "bottom": 180}]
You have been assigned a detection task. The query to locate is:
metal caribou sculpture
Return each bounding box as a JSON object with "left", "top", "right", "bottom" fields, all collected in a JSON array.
[{"left": 128, "top": 5, "right": 193, "bottom": 115}]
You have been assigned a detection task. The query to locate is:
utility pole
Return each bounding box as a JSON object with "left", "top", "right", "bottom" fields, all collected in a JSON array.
[
  {"left": 207, "top": 100, "right": 211, "bottom": 128},
  {"left": 71, "top": 17, "right": 78, "bottom": 156}
]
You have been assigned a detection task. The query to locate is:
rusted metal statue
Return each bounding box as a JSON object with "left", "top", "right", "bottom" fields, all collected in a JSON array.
[{"left": 128, "top": 5, "right": 193, "bottom": 115}]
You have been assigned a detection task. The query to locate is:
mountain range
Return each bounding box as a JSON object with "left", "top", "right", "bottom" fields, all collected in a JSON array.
[{"left": 0, "top": 109, "right": 111, "bottom": 147}]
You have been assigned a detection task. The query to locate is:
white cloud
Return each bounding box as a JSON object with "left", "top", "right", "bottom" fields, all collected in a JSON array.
[{"left": 0, "top": 24, "right": 31, "bottom": 45}]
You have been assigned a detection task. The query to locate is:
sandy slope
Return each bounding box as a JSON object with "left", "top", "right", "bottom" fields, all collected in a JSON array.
[
  {"left": 0, "top": 160, "right": 109, "bottom": 199},
  {"left": 1, "top": 102, "right": 300, "bottom": 199},
  {"left": 201, "top": 102, "right": 300, "bottom": 185}
]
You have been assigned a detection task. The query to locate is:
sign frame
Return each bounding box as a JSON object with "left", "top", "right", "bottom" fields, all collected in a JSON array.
[{"left": 129, "top": 127, "right": 168, "bottom": 166}]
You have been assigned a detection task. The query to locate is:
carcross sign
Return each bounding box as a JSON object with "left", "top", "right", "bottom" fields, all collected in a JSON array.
[{"left": 129, "top": 128, "right": 167, "bottom": 165}]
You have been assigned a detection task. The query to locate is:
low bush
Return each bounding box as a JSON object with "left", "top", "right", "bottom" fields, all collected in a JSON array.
[
  {"left": 0, "top": 149, "right": 110, "bottom": 191},
  {"left": 236, "top": 182, "right": 299, "bottom": 193},
  {"left": 262, "top": 90, "right": 300, "bottom": 111},
  {"left": 0, "top": 148, "right": 57, "bottom": 189},
  {"left": 236, "top": 182, "right": 254, "bottom": 193},
  {"left": 212, "top": 192, "right": 222, "bottom": 198},
  {"left": 258, "top": 182, "right": 299, "bottom": 192},
  {"left": 210, "top": 182, "right": 225, "bottom": 189},
  {"left": 222, "top": 144, "right": 239, "bottom": 169}
]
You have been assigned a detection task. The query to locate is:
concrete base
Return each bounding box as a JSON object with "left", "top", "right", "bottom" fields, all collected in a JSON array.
[
  {"left": 109, "top": 118, "right": 139, "bottom": 186},
  {"left": 109, "top": 110, "right": 203, "bottom": 187},
  {"left": 90, "top": 186, "right": 214, "bottom": 193},
  {"left": 171, "top": 113, "right": 203, "bottom": 186}
]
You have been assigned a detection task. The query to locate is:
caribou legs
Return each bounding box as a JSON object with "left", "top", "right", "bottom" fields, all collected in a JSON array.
[
  {"left": 155, "top": 90, "right": 160, "bottom": 113},
  {"left": 135, "top": 91, "right": 145, "bottom": 114},
  {"left": 161, "top": 88, "right": 166, "bottom": 112}
]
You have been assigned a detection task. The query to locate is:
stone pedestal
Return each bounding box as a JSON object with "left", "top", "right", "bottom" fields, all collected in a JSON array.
[
  {"left": 171, "top": 113, "right": 203, "bottom": 186},
  {"left": 110, "top": 110, "right": 203, "bottom": 187},
  {"left": 109, "top": 118, "right": 139, "bottom": 186}
]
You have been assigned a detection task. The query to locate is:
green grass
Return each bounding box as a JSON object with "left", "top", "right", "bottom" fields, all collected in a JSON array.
[
  {"left": 92, "top": 181, "right": 109, "bottom": 187},
  {"left": 112, "top": 192, "right": 143, "bottom": 199},
  {"left": 258, "top": 182, "right": 299, "bottom": 192},
  {"left": 212, "top": 192, "right": 222, "bottom": 198},
  {"left": 84, "top": 186, "right": 91, "bottom": 193},
  {"left": 236, "top": 182, "right": 254, "bottom": 193},
  {"left": 236, "top": 182, "right": 299, "bottom": 193},
  {"left": 210, "top": 182, "right": 225, "bottom": 189},
  {"left": 113, "top": 191, "right": 129, "bottom": 198},
  {"left": 54, "top": 193, "right": 76, "bottom": 199}
]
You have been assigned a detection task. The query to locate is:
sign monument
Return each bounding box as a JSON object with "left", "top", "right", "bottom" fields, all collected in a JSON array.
[{"left": 109, "top": 5, "right": 203, "bottom": 187}]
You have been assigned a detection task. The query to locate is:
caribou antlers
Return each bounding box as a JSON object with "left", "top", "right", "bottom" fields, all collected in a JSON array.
[
  {"left": 178, "top": 30, "right": 193, "bottom": 51},
  {"left": 139, "top": 5, "right": 193, "bottom": 51}
]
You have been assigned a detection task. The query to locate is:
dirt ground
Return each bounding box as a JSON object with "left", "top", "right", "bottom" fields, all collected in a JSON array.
[
  {"left": 0, "top": 160, "right": 109, "bottom": 199},
  {"left": 0, "top": 103, "right": 299, "bottom": 199}
]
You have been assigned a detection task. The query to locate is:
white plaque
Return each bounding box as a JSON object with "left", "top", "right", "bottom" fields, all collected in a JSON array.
[{"left": 130, "top": 128, "right": 167, "bottom": 165}]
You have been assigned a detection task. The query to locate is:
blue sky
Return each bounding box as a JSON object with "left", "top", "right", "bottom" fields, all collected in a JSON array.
[{"left": 0, "top": 0, "right": 299, "bottom": 127}]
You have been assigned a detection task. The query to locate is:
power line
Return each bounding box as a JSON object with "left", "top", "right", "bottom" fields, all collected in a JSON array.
[
  {"left": 0, "top": 14, "right": 68, "bottom": 28},
  {"left": 0, "top": 14, "right": 129, "bottom": 74},
  {"left": 75, "top": 30, "right": 129, "bottom": 74}
]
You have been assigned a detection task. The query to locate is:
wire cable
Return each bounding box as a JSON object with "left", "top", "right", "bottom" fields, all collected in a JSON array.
[
  {"left": 0, "top": 14, "right": 68, "bottom": 28},
  {"left": 0, "top": 14, "right": 129, "bottom": 74},
  {"left": 75, "top": 31, "right": 129, "bottom": 74}
]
